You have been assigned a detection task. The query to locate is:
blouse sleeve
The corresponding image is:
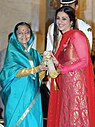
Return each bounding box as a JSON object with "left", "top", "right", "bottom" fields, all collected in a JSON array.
[{"left": 59, "top": 31, "right": 89, "bottom": 74}]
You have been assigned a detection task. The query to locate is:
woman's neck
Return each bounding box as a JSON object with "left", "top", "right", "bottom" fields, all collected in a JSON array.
[{"left": 62, "top": 28, "right": 72, "bottom": 34}]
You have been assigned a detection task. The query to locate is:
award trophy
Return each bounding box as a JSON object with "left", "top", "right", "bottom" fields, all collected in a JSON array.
[{"left": 43, "top": 51, "right": 59, "bottom": 78}]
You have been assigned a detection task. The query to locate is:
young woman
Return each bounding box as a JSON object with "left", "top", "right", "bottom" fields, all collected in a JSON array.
[{"left": 46, "top": 6, "right": 95, "bottom": 127}]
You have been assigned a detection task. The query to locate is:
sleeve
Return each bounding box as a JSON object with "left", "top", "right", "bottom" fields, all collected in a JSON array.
[
  {"left": 46, "top": 23, "right": 54, "bottom": 51},
  {"left": 78, "top": 19, "right": 92, "bottom": 51},
  {"left": 16, "top": 67, "right": 40, "bottom": 78},
  {"left": 59, "top": 31, "right": 89, "bottom": 74},
  {"left": 86, "top": 28, "right": 92, "bottom": 51}
]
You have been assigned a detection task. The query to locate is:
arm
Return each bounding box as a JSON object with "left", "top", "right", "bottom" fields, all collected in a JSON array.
[
  {"left": 16, "top": 66, "right": 40, "bottom": 78},
  {"left": 86, "top": 29, "right": 92, "bottom": 51},
  {"left": 59, "top": 31, "right": 89, "bottom": 74},
  {"left": 16, "top": 61, "right": 47, "bottom": 78},
  {"left": 78, "top": 19, "right": 92, "bottom": 51},
  {"left": 16, "top": 67, "right": 46, "bottom": 80}
]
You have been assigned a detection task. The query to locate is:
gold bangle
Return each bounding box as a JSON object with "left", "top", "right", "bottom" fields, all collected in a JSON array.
[{"left": 31, "top": 66, "right": 40, "bottom": 74}]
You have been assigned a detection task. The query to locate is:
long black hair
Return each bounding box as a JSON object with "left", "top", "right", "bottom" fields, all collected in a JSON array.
[{"left": 53, "top": 6, "right": 76, "bottom": 53}]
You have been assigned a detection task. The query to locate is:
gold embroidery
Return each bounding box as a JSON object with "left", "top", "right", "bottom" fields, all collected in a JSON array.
[
  {"left": 59, "top": 41, "right": 90, "bottom": 126},
  {"left": 39, "top": 71, "right": 46, "bottom": 80},
  {"left": 54, "top": 78, "right": 59, "bottom": 90},
  {"left": 16, "top": 67, "right": 40, "bottom": 78}
]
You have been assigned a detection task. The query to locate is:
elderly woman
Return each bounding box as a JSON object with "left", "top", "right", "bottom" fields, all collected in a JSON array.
[{"left": 0, "top": 22, "right": 46, "bottom": 127}]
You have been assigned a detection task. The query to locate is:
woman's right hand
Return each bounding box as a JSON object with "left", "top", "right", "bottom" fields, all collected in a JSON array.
[
  {"left": 38, "top": 63, "right": 48, "bottom": 71},
  {"left": 42, "top": 51, "right": 52, "bottom": 62}
]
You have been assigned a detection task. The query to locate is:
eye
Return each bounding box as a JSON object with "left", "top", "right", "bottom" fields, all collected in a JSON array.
[
  {"left": 25, "top": 31, "right": 30, "bottom": 35},
  {"left": 17, "top": 31, "right": 22, "bottom": 36},
  {"left": 56, "top": 17, "right": 60, "bottom": 20},
  {"left": 16, "top": 30, "right": 30, "bottom": 36},
  {"left": 18, "top": 32, "right": 22, "bottom": 35},
  {"left": 16, "top": 31, "right": 22, "bottom": 35},
  {"left": 62, "top": 17, "right": 67, "bottom": 20}
]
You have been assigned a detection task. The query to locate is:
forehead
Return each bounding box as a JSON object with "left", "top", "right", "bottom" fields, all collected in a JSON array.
[
  {"left": 17, "top": 25, "right": 30, "bottom": 31},
  {"left": 57, "top": 11, "right": 69, "bottom": 18}
]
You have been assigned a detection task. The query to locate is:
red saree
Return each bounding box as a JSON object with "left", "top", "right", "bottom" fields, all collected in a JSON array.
[{"left": 47, "top": 30, "right": 95, "bottom": 127}]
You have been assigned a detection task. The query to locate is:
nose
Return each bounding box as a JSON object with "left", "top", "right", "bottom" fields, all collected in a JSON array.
[
  {"left": 22, "top": 33, "right": 26, "bottom": 36},
  {"left": 58, "top": 19, "right": 63, "bottom": 24},
  {"left": 21, "top": 33, "right": 28, "bottom": 38}
]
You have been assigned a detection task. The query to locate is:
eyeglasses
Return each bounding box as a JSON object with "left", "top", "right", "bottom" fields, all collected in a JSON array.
[{"left": 16, "top": 30, "right": 30, "bottom": 37}]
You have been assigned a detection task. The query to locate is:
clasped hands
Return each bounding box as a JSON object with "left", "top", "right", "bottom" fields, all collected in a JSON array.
[{"left": 16, "top": 51, "right": 60, "bottom": 78}]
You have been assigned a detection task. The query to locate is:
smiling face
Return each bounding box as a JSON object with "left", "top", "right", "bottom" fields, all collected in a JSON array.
[
  {"left": 16, "top": 25, "right": 31, "bottom": 48},
  {"left": 56, "top": 11, "right": 73, "bottom": 33}
]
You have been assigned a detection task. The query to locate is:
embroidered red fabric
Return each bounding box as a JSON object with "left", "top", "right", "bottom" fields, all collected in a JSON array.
[{"left": 47, "top": 30, "right": 95, "bottom": 127}]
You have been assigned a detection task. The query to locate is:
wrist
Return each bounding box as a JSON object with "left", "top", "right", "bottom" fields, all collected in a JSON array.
[
  {"left": 37, "top": 65, "right": 41, "bottom": 72},
  {"left": 31, "top": 66, "right": 40, "bottom": 74},
  {"left": 55, "top": 62, "right": 59, "bottom": 68},
  {"left": 57, "top": 63, "right": 61, "bottom": 70}
]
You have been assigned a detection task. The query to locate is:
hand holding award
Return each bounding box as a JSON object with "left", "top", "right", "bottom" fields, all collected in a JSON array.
[{"left": 43, "top": 51, "right": 59, "bottom": 78}]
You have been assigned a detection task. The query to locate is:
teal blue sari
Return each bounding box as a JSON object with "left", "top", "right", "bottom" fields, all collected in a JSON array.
[{"left": 0, "top": 33, "right": 43, "bottom": 127}]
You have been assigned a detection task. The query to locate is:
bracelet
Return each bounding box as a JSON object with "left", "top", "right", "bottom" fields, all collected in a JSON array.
[{"left": 31, "top": 66, "right": 40, "bottom": 74}]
